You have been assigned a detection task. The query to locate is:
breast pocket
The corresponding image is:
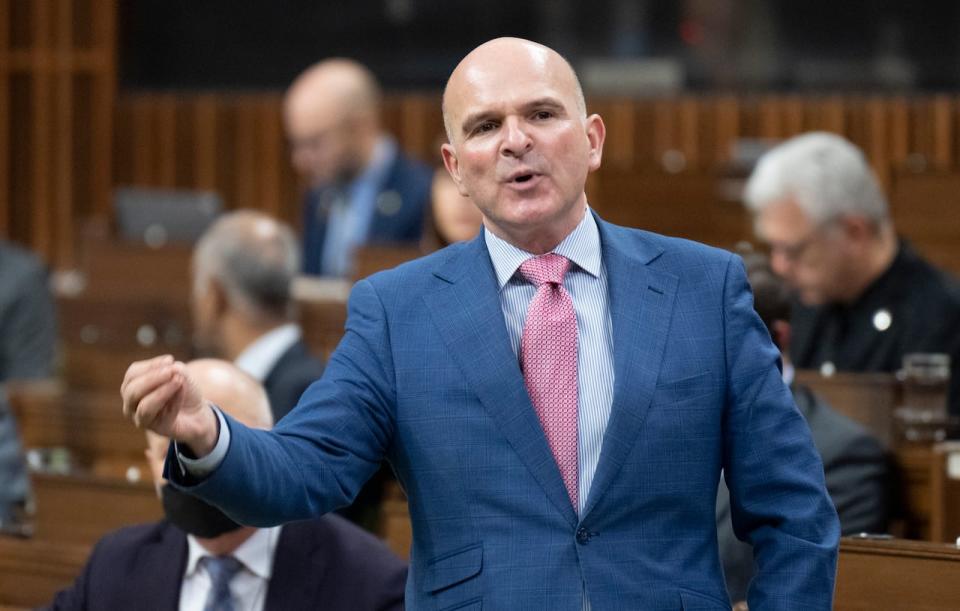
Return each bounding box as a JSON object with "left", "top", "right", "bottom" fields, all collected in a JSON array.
[{"left": 423, "top": 542, "right": 483, "bottom": 598}]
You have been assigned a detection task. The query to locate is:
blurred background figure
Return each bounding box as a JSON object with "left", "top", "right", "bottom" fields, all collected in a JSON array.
[
  {"left": 420, "top": 172, "right": 484, "bottom": 252},
  {"left": 716, "top": 248, "right": 889, "bottom": 605},
  {"left": 191, "top": 210, "right": 324, "bottom": 423},
  {"left": 0, "top": 238, "right": 56, "bottom": 531},
  {"left": 743, "top": 132, "right": 960, "bottom": 416},
  {"left": 284, "top": 59, "right": 433, "bottom": 278},
  {"left": 51, "top": 359, "right": 407, "bottom": 611}
]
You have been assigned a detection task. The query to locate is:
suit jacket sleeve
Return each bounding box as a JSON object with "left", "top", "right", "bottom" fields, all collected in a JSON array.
[
  {"left": 1, "top": 258, "right": 56, "bottom": 380},
  {"left": 720, "top": 256, "right": 840, "bottom": 610},
  {"left": 167, "top": 278, "right": 396, "bottom": 526}
]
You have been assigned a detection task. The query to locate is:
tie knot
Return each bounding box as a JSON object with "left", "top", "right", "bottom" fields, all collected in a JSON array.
[
  {"left": 203, "top": 554, "right": 243, "bottom": 585},
  {"left": 519, "top": 253, "right": 570, "bottom": 287}
]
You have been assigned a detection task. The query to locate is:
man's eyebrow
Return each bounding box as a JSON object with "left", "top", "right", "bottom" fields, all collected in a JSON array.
[
  {"left": 460, "top": 110, "right": 499, "bottom": 135},
  {"left": 521, "top": 98, "right": 566, "bottom": 113}
]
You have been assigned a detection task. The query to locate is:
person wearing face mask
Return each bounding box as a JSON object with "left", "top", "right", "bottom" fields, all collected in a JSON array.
[{"left": 49, "top": 359, "right": 406, "bottom": 611}]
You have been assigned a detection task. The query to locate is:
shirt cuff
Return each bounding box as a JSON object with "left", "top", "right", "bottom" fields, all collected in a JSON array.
[{"left": 175, "top": 404, "right": 230, "bottom": 478}]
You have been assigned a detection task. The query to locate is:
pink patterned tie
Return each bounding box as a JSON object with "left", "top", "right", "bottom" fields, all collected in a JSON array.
[{"left": 519, "top": 254, "right": 579, "bottom": 509}]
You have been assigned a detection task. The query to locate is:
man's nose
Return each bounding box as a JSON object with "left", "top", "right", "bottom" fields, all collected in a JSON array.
[
  {"left": 770, "top": 250, "right": 793, "bottom": 279},
  {"left": 499, "top": 117, "right": 533, "bottom": 158}
]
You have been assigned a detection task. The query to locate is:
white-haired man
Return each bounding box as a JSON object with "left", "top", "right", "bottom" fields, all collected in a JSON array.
[{"left": 744, "top": 131, "right": 960, "bottom": 415}]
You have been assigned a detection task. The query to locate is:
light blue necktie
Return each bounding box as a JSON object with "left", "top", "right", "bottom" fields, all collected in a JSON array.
[{"left": 202, "top": 555, "right": 243, "bottom": 611}]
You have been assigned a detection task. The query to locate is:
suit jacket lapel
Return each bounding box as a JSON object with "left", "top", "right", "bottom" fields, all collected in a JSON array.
[
  {"left": 265, "top": 523, "right": 326, "bottom": 608},
  {"left": 134, "top": 522, "right": 188, "bottom": 609},
  {"left": 423, "top": 234, "right": 579, "bottom": 527},
  {"left": 582, "top": 220, "right": 678, "bottom": 519}
]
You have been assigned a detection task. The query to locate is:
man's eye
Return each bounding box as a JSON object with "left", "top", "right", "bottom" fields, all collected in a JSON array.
[
  {"left": 474, "top": 122, "right": 497, "bottom": 134},
  {"left": 533, "top": 110, "right": 553, "bottom": 120}
]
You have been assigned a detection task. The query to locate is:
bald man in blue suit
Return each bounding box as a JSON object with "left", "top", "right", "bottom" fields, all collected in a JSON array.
[{"left": 123, "top": 38, "right": 839, "bottom": 610}]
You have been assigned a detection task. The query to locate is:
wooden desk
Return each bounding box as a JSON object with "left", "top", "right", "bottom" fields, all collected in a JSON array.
[
  {"left": 836, "top": 537, "right": 960, "bottom": 610},
  {"left": 29, "top": 472, "right": 161, "bottom": 546},
  {"left": 6, "top": 380, "right": 149, "bottom": 478},
  {"left": 0, "top": 537, "right": 89, "bottom": 609},
  {"left": 794, "top": 370, "right": 899, "bottom": 447}
]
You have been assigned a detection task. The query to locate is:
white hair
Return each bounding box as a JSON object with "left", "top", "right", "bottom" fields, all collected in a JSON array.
[
  {"left": 743, "top": 132, "right": 889, "bottom": 226},
  {"left": 193, "top": 210, "right": 300, "bottom": 323}
]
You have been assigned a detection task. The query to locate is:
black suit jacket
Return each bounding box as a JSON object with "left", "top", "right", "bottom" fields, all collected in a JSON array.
[
  {"left": 50, "top": 514, "right": 407, "bottom": 611},
  {"left": 263, "top": 339, "right": 325, "bottom": 422},
  {"left": 716, "top": 383, "right": 889, "bottom": 603}
]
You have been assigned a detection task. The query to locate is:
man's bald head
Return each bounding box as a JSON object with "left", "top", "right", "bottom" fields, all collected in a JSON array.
[
  {"left": 185, "top": 359, "right": 273, "bottom": 430},
  {"left": 284, "top": 59, "right": 383, "bottom": 184},
  {"left": 192, "top": 209, "right": 299, "bottom": 326},
  {"left": 442, "top": 37, "right": 586, "bottom": 144},
  {"left": 284, "top": 58, "right": 381, "bottom": 125}
]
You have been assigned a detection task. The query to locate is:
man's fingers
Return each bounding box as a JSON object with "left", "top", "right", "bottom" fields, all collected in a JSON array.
[
  {"left": 122, "top": 364, "right": 178, "bottom": 419},
  {"left": 132, "top": 375, "right": 183, "bottom": 431},
  {"left": 121, "top": 355, "right": 174, "bottom": 397}
]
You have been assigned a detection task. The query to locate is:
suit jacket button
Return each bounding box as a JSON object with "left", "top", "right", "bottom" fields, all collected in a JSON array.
[{"left": 576, "top": 527, "right": 590, "bottom": 544}]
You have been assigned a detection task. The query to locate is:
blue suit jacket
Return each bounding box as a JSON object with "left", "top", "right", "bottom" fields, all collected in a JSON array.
[
  {"left": 172, "top": 215, "right": 839, "bottom": 610},
  {"left": 301, "top": 149, "right": 433, "bottom": 276}
]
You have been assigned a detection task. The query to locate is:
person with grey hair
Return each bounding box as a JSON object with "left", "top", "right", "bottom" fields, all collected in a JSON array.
[
  {"left": 191, "top": 210, "right": 323, "bottom": 422},
  {"left": 744, "top": 131, "right": 960, "bottom": 416},
  {"left": 285, "top": 58, "right": 433, "bottom": 277}
]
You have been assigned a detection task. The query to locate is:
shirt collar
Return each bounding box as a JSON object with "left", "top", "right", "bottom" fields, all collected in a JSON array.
[
  {"left": 484, "top": 206, "right": 602, "bottom": 290},
  {"left": 348, "top": 136, "right": 396, "bottom": 194},
  {"left": 184, "top": 526, "right": 282, "bottom": 581},
  {"left": 234, "top": 323, "right": 302, "bottom": 382}
]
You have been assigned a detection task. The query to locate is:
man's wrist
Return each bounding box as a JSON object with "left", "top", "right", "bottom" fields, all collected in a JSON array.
[{"left": 183, "top": 403, "right": 220, "bottom": 458}]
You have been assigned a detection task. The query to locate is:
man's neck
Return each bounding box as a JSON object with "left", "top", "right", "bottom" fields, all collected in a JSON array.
[
  {"left": 221, "top": 316, "right": 289, "bottom": 361},
  {"left": 842, "top": 225, "right": 898, "bottom": 304},
  {"left": 196, "top": 526, "right": 259, "bottom": 556}
]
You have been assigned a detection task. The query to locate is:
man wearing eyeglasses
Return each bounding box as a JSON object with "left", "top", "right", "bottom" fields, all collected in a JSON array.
[{"left": 744, "top": 131, "right": 960, "bottom": 415}]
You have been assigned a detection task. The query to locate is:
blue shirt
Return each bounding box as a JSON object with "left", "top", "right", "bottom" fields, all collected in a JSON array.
[
  {"left": 483, "top": 208, "right": 615, "bottom": 516},
  {"left": 320, "top": 137, "right": 397, "bottom": 277}
]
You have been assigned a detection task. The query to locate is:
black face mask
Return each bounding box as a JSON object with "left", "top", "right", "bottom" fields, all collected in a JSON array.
[{"left": 161, "top": 485, "right": 244, "bottom": 538}]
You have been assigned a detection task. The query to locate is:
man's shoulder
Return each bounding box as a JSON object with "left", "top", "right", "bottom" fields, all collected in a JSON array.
[
  {"left": 91, "top": 520, "right": 179, "bottom": 557},
  {"left": 598, "top": 220, "right": 737, "bottom": 275},
  {"left": 285, "top": 514, "right": 406, "bottom": 570},
  {"left": 0, "top": 239, "right": 46, "bottom": 287}
]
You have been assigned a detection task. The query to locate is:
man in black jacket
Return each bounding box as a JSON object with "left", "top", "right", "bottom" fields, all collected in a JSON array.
[{"left": 744, "top": 132, "right": 960, "bottom": 416}]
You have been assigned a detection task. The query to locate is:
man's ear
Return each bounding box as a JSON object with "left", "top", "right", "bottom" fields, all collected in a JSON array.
[
  {"left": 441, "top": 143, "right": 469, "bottom": 197},
  {"left": 584, "top": 114, "right": 606, "bottom": 172},
  {"left": 207, "top": 278, "right": 228, "bottom": 316}
]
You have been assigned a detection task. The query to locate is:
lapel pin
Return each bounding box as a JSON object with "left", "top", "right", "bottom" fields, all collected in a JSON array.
[
  {"left": 377, "top": 191, "right": 402, "bottom": 216},
  {"left": 819, "top": 361, "right": 836, "bottom": 377},
  {"left": 872, "top": 308, "right": 892, "bottom": 332}
]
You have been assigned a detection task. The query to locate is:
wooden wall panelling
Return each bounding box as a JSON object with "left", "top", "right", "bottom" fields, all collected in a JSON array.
[
  {"left": 0, "top": 0, "right": 9, "bottom": 237},
  {"left": 0, "top": 0, "right": 114, "bottom": 265},
  {"left": 888, "top": 96, "right": 911, "bottom": 170}
]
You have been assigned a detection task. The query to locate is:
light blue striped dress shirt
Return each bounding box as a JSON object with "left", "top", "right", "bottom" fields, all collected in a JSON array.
[{"left": 483, "top": 208, "right": 616, "bottom": 517}]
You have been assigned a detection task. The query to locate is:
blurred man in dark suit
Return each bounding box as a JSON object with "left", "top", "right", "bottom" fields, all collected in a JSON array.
[
  {"left": 716, "top": 250, "right": 889, "bottom": 605},
  {"left": 284, "top": 58, "right": 433, "bottom": 277},
  {"left": 744, "top": 132, "right": 960, "bottom": 415},
  {"left": 191, "top": 210, "right": 324, "bottom": 423},
  {"left": 51, "top": 359, "right": 406, "bottom": 611}
]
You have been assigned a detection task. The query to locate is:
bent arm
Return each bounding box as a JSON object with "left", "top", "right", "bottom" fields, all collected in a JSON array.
[
  {"left": 166, "top": 278, "right": 397, "bottom": 526},
  {"left": 720, "top": 256, "right": 840, "bottom": 610}
]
